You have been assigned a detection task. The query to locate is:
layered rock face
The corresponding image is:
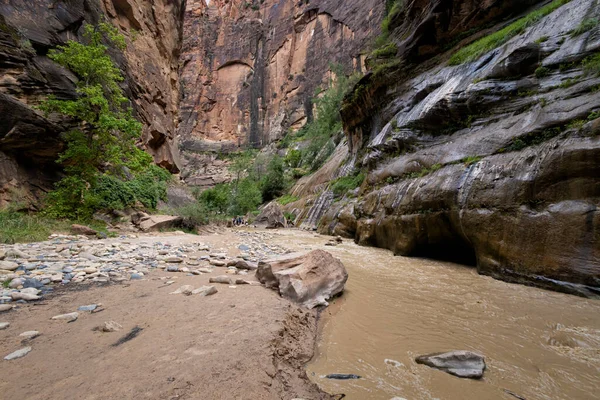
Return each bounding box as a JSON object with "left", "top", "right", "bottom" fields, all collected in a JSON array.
[
  {"left": 301, "top": 0, "right": 600, "bottom": 296},
  {"left": 0, "top": 0, "right": 185, "bottom": 207},
  {"left": 178, "top": 0, "right": 385, "bottom": 185}
]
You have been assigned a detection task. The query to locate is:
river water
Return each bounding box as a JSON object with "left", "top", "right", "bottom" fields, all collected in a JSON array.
[{"left": 273, "top": 230, "right": 600, "bottom": 400}]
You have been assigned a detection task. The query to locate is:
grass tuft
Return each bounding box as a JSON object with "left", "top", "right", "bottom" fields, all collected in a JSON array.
[{"left": 449, "top": 0, "right": 572, "bottom": 65}]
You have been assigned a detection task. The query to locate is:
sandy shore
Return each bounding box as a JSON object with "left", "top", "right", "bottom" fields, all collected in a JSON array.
[{"left": 0, "top": 231, "right": 334, "bottom": 400}]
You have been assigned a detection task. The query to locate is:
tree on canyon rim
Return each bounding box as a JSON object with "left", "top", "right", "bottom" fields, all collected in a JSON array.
[{"left": 40, "top": 23, "right": 169, "bottom": 220}]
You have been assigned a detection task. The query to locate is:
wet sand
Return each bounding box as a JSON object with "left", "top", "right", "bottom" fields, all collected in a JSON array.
[{"left": 0, "top": 232, "right": 330, "bottom": 400}]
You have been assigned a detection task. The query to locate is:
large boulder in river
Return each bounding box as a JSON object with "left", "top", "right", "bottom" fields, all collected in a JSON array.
[
  {"left": 256, "top": 250, "right": 348, "bottom": 309},
  {"left": 415, "top": 351, "right": 486, "bottom": 379},
  {"left": 254, "top": 202, "right": 287, "bottom": 229}
]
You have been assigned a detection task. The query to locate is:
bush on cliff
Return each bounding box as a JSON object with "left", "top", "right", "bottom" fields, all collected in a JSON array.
[{"left": 39, "top": 23, "right": 169, "bottom": 220}]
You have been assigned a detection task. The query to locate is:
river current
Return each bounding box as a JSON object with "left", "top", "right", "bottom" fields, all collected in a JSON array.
[{"left": 272, "top": 230, "right": 600, "bottom": 400}]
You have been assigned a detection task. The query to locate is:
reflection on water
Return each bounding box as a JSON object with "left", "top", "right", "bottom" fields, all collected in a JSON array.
[{"left": 272, "top": 230, "right": 600, "bottom": 400}]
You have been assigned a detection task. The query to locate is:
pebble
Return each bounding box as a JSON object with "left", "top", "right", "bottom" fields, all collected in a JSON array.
[
  {"left": 78, "top": 304, "right": 98, "bottom": 312},
  {"left": 96, "top": 321, "right": 122, "bottom": 332},
  {"left": 8, "top": 278, "right": 24, "bottom": 289},
  {"left": 19, "top": 331, "right": 40, "bottom": 340},
  {"left": 0, "top": 304, "right": 13, "bottom": 312},
  {"left": 209, "top": 260, "right": 226, "bottom": 267},
  {"left": 192, "top": 286, "right": 218, "bottom": 296},
  {"left": 209, "top": 276, "right": 232, "bottom": 284},
  {"left": 170, "top": 285, "right": 195, "bottom": 295},
  {"left": 11, "top": 292, "right": 40, "bottom": 301},
  {"left": 165, "top": 257, "right": 183, "bottom": 263},
  {"left": 4, "top": 346, "right": 32, "bottom": 360},
  {"left": 0, "top": 322, "right": 9, "bottom": 330},
  {"left": 51, "top": 312, "right": 79, "bottom": 322},
  {"left": 130, "top": 273, "right": 143, "bottom": 280},
  {"left": 0, "top": 261, "right": 19, "bottom": 271}
]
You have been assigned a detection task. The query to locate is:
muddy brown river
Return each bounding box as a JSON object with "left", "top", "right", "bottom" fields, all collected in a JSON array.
[{"left": 273, "top": 230, "right": 600, "bottom": 400}]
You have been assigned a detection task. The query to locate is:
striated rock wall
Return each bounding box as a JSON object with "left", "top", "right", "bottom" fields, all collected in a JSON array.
[
  {"left": 178, "top": 0, "right": 385, "bottom": 186},
  {"left": 0, "top": 0, "right": 185, "bottom": 208},
  {"left": 299, "top": 0, "right": 600, "bottom": 296}
]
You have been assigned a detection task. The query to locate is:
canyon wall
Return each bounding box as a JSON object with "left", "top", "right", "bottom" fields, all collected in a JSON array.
[
  {"left": 178, "top": 0, "right": 385, "bottom": 187},
  {"left": 0, "top": 0, "right": 185, "bottom": 208},
  {"left": 289, "top": 0, "right": 600, "bottom": 297}
]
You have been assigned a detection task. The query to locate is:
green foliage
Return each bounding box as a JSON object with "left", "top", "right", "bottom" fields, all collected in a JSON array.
[
  {"left": 277, "top": 194, "right": 299, "bottom": 206},
  {"left": 0, "top": 211, "right": 71, "bottom": 244},
  {"left": 587, "top": 111, "right": 600, "bottom": 121},
  {"left": 535, "top": 66, "right": 550, "bottom": 78},
  {"left": 502, "top": 126, "right": 564, "bottom": 152},
  {"left": 559, "top": 77, "right": 580, "bottom": 88},
  {"left": 571, "top": 18, "right": 598, "bottom": 37},
  {"left": 331, "top": 173, "right": 365, "bottom": 196},
  {"left": 406, "top": 164, "right": 442, "bottom": 179},
  {"left": 284, "top": 149, "right": 302, "bottom": 168},
  {"left": 371, "top": 42, "right": 398, "bottom": 59},
  {"left": 449, "top": 0, "right": 572, "bottom": 65},
  {"left": 566, "top": 119, "right": 585, "bottom": 130},
  {"left": 582, "top": 53, "right": 600, "bottom": 76},
  {"left": 39, "top": 23, "right": 169, "bottom": 220},
  {"left": 231, "top": 178, "right": 262, "bottom": 216},
  {"left": 198, "top": 184, "right": 230, "bottom": 214},
  {"left": 0, "top": 210, "right": 110, "bottom": 244},
  {"left": 535, "top": 35, "right": 549, "bottom": 43},
  {"left": 261, "top": 156, "right": 286, "bottom": 202},
  {"left": 461, "top": 156, "right": 483, "bottom": 166},
  {"left": 293, "top": 64, "right": 359, "bottom": 171}
]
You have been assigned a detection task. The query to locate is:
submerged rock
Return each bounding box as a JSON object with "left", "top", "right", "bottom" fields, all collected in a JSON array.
[
  {"left": 256, "top": 250, "right": 348, "bottom": 309},
  {"left": 325, "top": 374, "right": 361, "bottom": 380},
  {"left": 415, "top": 350, "right": 486, "bottom": 379}
]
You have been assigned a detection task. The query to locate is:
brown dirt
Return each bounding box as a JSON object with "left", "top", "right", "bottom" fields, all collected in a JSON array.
[{"left": 0, "top": 232, "right": 333, "bottom": 400}]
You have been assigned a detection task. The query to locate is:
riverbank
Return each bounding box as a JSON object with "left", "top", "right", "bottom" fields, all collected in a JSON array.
[{"left": 0, "top": 231, "right": 333, "bottom": 399}]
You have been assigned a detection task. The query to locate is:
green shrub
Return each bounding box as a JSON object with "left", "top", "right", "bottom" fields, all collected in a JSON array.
[
  {"left": 461, "top": 156, "right": 483, "bottom": 166},
  {"left": 294, "top": 64, "right": 358, "bottom": 171},
  {"left": 261, "top": 156, "right": 286, "bottom": 202},
  {"left": 230, "top": 178, "right": 262, "bottom": 216},
  {"left": 277, "top": 194, "right": 299, "bottom": 206},
  {"left": 571, "top": 18, "right": 599, "bottom": 37},
  {"left": 284, "top": 149, "right": 302, "bottom": 168},
  {"left": 39, "top": 23, "right": 169, "bottom": 220},
  {"left": 449, "top": 0, "right": 572, "bottom": 65},
  {"left": 535, "top": 66, "right": 550, "bottom": 78},
  {"left": 331, "top": 173, "right": 365, "bottom": 196},
  {"left": 0, "top": 210, "right": 110, "bottom": 244},
  {"left": 583, "top": 53, "right": 600, "bottom": 76},
  {"left": 198, "top": 184, "right": 230, "bottom": 214}
]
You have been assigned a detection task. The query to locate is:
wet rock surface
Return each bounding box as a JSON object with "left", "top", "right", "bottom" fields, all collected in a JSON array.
[
  {"left": 308, "top": 0, "right": 600, "bottom": 296},
  {"left": 415, "top": 351, "right": 486, "bottom": 379},
  {"left": 257, "top": 249, "right": 348, "bottom": 308}
]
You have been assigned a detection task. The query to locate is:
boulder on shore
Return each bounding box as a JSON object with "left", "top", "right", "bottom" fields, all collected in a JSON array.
[
  {"left": 254, "top": 202, "right": 287, "bottom": 229},
  {"left": 415, "top": 351, "right": 486, "bottom": 379},
  {"left": 135, "top": 214, "right": 182, "bottom": 232},
  {"left": 256, "top": 250, "right": 348, "bottom": 308},
  {"left": 71, "top": 224, "right": 97, "bottom": 236}
]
